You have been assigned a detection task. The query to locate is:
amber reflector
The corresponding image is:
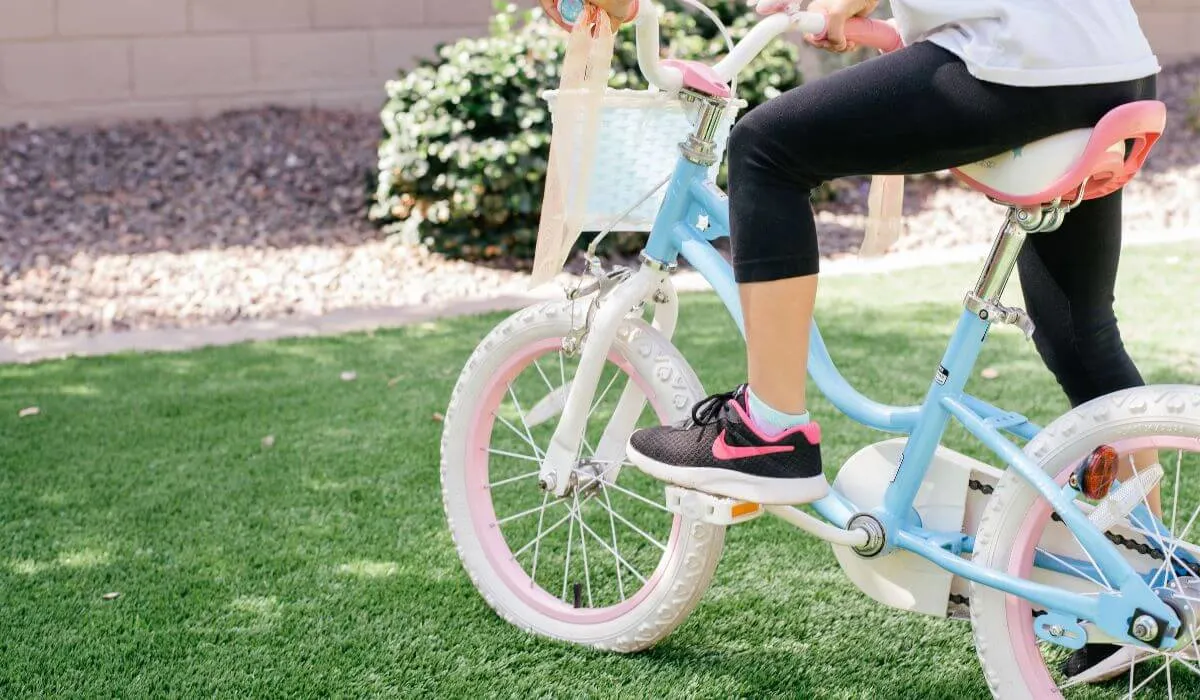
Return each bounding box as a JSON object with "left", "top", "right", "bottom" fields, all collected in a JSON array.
[{"left": 1078, "top": 445, "right": 1119, "bottom": 500}]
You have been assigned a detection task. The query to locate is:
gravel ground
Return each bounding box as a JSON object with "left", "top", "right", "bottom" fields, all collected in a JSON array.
[{"left": 2, "top": 62, "right": 1198, "bottom": 341}]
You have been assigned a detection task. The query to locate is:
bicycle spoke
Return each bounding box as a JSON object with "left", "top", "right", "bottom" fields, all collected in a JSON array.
[
  {"left": 1129, "top": 650, "right": 1140, "bottom": 698},
  {"left": 1129, "top": 459, "right": 1169, "bottom": 553},
  {"left": 588, "top": 366, "right": 622, "bottom": 418},
  {"left": 1067, "top": 524, "right": 1114, "bottom": 591},
  {"left": 517, "top": 502, "right": 571, "bottom": 561},
  {"left": 1127, "top": 459, "right": 1179, "bottom": 593},
  {"left": 1188, "top": 620, "right": 1200, "bottom": 679},
  {"left": 1129, "top": 658, "right": 1169, "bottom": 697},
  {"left": 517, "top": 494, "right": 594, "bottom": 559},
  {"left": 593, "top": 490, "right": 668, "bottom": 552},
  {"left": 600, "top": 483, "right": 627, "bottom": 601},
  {"left": 489, "top": 470, "right": 542, "bottom": 487},
  {"left": 471, "top": 339, "right": 685, "bottom": 614},
  {"left": 486, "top": 448, "right": 541, "bottom": 465},
  {"left": 529, "top": 492, "right": 552, "bottom": 584},
  {"left": 1154, "top": 502, "right": 1200, "bottom": 592},
  {"left": 1158, "top": 450, "right": 1195, "bottom": 583},
  {"left": 507, "top": 382, "right": 540, "bottom": 454},
  {"left": 1168, "top": 653, "right": 1200, "bottom": 678},
  {"left": 497, "top": 498, "right": 562, "bottom": 526},
  {"left": 493, "top": 412, "right": 545, "bottom": 458},
  {"left": 1190, "top": 642, "right": 1200, "bottom": 682},
  {"left": 575, "top": 491, "right": 594, "bottom": 608},
  {"left": 1143, "top": 472, "right": 1200, "bottom": 589},
  {"left": 589, "top": 471, "right": 671, "bottom": 514},
  {"left": 576, "top": 513, "right": 649, "bottom": 585},
  {"left": 1171, "top": 450, "right": 1183, "bottom": 539},
  {"left": 1175, "top": 503, "right": 1200, "bottom": 548},
  {"left": 532, "top": 358, "right": 556, "bottom": 393},
  {"left": 562, "top": 497, "right": 577, "bottom": 601},
  {"left": 1125, "top": 525, "right": 1200, "bottom": 560},
  {"left": 1036, "top": 547, "right": 1111, "bottom": 591},
  {"left": 1048, "top": 448, "right": 1199, "bottom": 696}
]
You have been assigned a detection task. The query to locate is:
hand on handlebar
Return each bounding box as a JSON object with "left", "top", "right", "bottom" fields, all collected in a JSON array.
[
  {"left": 800, "top": 0, "right": 879, "bottom": 53},
  {"left": 538, "top": 0, "right": 638, "bottom": 31}
]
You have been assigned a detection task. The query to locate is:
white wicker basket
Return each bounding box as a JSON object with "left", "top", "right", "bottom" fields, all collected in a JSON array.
[{"left": 542, "top": 88, "right": 740, "bottom": 232}]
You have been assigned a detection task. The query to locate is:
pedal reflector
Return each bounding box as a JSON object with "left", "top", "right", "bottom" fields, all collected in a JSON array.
[{"left": 665, "top": 486, "right": 763, "bottom": 525}]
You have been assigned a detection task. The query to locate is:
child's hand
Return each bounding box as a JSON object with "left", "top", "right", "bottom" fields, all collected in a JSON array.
[
  {"left": 805, "top": 0, "right": 879, "bottom": 53},
  {"left": 592, "top": 0, "right": 638, "bottom": 25},
  {"left": 539, "top": 0, "right": 638, "bottom": 31}
]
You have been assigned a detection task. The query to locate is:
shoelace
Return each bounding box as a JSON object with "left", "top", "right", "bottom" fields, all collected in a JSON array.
[{"left": 689, "top": 386, "right": 744, "bottom": 427}]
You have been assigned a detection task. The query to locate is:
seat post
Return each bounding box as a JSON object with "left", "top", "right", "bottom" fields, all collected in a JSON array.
[
  {"left": 972, "top": 207, "right": 1027, "bottom": 303},
  {"left": 962, "top": 206, "right": 1056, "bottom": 340}
]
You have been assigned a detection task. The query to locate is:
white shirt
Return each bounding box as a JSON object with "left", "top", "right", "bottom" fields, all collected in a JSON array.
[{"left": 890, "top": 0, "right": 1161, "bottom": 87}]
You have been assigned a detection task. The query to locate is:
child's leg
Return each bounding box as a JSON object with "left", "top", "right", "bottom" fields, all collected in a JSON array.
[
  {"left": 629, "top": 40, "right": 1153, "bottom": 503},
  {"left": 731, "top": 43, "right": 1053, "bottom": 419},
  {"left": 742, "top": 277, "right": 817, "bottom": 417},
  {"left": 1018, "top": 190, "right": 1161, "bottom": 512},
  {"left": 1019, "top": 188, "right": 1168, "bottom": 677}
]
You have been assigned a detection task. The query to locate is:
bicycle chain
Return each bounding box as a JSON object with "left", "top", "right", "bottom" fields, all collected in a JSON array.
[{"left": 948, "top": 480, "right": 1197, "bottom": 610}]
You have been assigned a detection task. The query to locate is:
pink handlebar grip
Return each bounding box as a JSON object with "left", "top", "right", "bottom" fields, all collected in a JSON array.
[{"left": 842, "top": 17, "right": 903, "bottom": 53}]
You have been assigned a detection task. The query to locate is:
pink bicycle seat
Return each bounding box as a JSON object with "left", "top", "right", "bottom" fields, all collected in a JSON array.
[{"left": 952, "top": 101, "right": 1166, "bottom": 207}]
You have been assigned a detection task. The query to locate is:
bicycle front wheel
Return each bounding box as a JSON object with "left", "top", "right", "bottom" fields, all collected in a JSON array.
[
  {"left": 972, "top": 385, "right": 1200, "bottom": 699},
  {"left": 440, "top": 300, "right": 725, "bottom": 651}
]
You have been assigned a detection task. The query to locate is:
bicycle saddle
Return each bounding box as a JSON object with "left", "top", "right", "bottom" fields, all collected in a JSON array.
[{"left": 952, "top": 100, "right": 1166, "bottom": 207}]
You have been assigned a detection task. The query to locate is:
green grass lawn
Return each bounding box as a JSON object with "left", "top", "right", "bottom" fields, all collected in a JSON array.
[{"left": 1, "top": 242, "right": 1197, "bottom": 698}]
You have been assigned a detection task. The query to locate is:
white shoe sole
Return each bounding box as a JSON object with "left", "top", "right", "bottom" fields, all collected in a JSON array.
[{"left": 627, "top": 442, "right": 830, "bottom": 505}]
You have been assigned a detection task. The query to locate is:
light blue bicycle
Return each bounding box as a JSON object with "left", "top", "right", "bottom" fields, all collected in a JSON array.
[{"left": 439, "top": 6, "right": 1200, "bottom": 697}]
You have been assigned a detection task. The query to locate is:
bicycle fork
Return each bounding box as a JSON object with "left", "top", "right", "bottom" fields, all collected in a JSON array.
[{"left": 538, "top": 261, "right": 677, "bottom": 498}]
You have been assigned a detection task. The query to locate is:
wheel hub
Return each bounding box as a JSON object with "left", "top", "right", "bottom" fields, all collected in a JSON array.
[
  {"left": 1159, "top": 578, "right": 1200, "bottom": 652},
  {"left": 542, "top": 459, "right": 608, "bottom": 498}
]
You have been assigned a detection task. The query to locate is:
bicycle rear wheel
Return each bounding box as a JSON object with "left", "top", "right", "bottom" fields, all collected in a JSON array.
[
  {"left": 972, "top": 385, "right": 1200, "bottom": 699},
  {"left": 440, "top": 300, "right": 725, "bottom": 651}
]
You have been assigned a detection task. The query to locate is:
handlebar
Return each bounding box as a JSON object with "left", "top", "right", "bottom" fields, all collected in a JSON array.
[{"left": 635, "top": 8, "right": 902, "bottom": 93}]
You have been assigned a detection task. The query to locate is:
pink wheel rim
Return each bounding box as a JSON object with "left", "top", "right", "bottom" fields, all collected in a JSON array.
[
  {"left": 1004, "top": 436, "right": 1200, "bottom": 696},
  {"left": 465, "top": 337, "right": 683, "bottom": 623}
]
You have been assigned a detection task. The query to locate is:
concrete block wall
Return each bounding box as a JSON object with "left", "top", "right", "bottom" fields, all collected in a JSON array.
[
  {"left": 1135, "top": 0, "right": 1200, "bottom": 63},
  {"left": 0, "top": 0, "right": 490, "bottom": 126},
  {"left": 0, "top": 0, "right": 1197, "bottom": 126}
]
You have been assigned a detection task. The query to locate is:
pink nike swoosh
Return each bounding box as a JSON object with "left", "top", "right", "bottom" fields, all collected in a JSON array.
[{"left": 711, "top": 430, "right": 794, "bottom": 461}]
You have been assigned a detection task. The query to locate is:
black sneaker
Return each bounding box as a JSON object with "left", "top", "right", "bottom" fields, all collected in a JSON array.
[
  {"left": 1060, "top": 644, "right": 1138, "bottom": 684},
  {"left": 626, "top": 385, "right": 829, "bottom": 504}
]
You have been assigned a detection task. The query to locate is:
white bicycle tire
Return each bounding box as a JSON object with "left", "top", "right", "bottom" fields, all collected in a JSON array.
[
  {"left": 970, "top": 385, "right": 1200, "bottom": 698},
  {"left": 441, "top": 300, "right": 726, "bottom": 651}
]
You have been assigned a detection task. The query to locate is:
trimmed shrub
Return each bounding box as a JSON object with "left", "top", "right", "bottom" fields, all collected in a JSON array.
[{"left": 371, "top": 1, "right": 803, "bottom": 263}]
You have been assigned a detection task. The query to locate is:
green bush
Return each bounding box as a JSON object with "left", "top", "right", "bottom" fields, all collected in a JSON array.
[{"left": 371, "top": 1, "right": 803, "bottom": 263}]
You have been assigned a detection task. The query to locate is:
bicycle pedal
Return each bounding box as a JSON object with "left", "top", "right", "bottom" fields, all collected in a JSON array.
[
  {"left": 665, "top": 486, "right": 763, "bottom": 525},
  {"left": 1088, "top": 463, "right": 1164, "bottom": 533}
]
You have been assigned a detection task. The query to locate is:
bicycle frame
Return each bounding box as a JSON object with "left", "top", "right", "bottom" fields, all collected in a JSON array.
[{"left": 536, "top": 91, "right": 1183, "bottom": 648}]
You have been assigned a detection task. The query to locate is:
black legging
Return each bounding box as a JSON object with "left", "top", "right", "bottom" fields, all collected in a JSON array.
[{"left": 728, "top": 41, "right": 1157, "bottom": 406}]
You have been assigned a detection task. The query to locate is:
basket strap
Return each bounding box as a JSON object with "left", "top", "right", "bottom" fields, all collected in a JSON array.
[
  {"left": 532, "top": 9, "right": 616, "bottom": 287},
  {"left": 861, "top": 174, "right": 904, "bottom": 258}
]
